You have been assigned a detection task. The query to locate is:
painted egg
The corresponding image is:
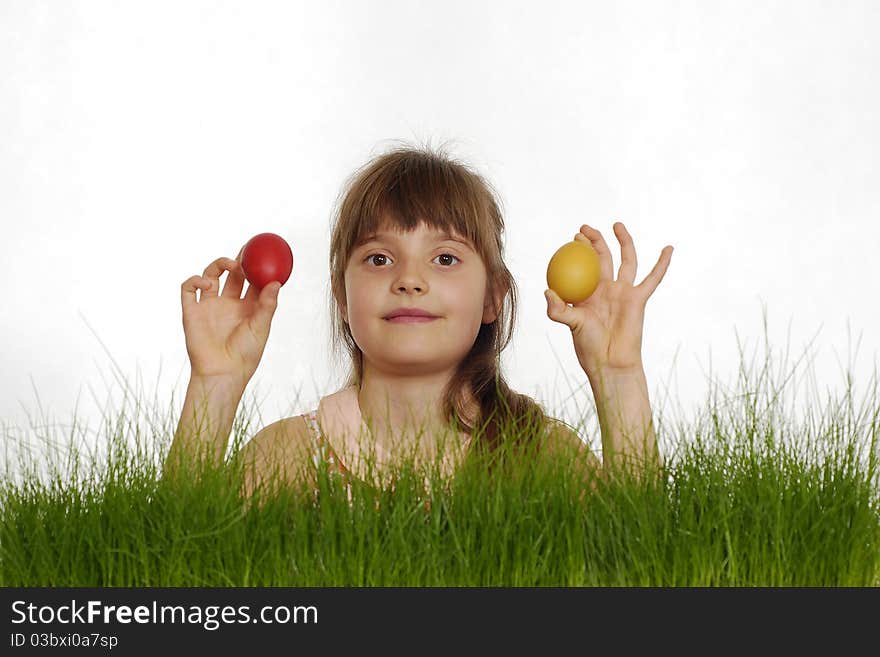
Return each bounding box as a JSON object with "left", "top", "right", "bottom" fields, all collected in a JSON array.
[{"left": 546, "top": 240, "right": 600, "bottom": 304}]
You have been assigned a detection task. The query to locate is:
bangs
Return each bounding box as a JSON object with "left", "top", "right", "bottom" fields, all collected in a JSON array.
[{"left": 339, "top": 148, "right": 497, "bottom": 264}]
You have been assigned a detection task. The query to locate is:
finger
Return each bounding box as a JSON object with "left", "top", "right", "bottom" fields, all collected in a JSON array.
[
  {"left": 201, "top": 257, "right": 238, "bottom": 297},
  {"left": 234, "top": 245, "right": 265, "bottom": 303},
  {"left": 181, "top": 275, "right": 211, "bottom": 311},
  {"left": 242, "top": 276, "right": 261, "bottom": 304},
  {"left": 635, "top": 246, "right": 674, "bottom": 300},
  {"left": 222, "top": 258, "right": 246, "bottom": 300},
  {"left": 576, "top": 224, "right": 613, "bottom": 282},
  {"left": 249, "top": 281, "right": 282, "bottom": 335},
  {"left": 613, "top": 222, "right": 637, "bottom": 285}
]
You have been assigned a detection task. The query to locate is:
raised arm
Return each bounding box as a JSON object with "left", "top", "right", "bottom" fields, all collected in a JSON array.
[{"left": 164, "top": 249, "right": 282, "bottom": 479}]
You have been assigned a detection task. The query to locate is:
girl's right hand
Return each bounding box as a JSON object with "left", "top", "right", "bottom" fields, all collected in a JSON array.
[{"left": 179, "top": 249, "right": 283, "bottom": 388}]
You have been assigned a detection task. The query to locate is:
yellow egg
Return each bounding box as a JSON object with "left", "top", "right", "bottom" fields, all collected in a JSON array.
[{"left": 546, "top": 240, "right": 601, "bottom": 304}]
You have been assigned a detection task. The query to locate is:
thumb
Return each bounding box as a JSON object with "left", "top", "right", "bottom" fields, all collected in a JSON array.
[
  {"left": 257, "top": 281, "right": 282, "bottom": 320},
  {"left": 545, "top": 289, "right": 574, "bottom": 328}
]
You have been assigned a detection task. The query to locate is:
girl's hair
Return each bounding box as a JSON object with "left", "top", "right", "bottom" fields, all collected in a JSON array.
[{"left": 327, "top": 139, "right": 549, "bottom": 453}]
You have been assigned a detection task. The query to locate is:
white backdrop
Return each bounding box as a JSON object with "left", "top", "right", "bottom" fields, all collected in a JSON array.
[{"left": 3, "top": 1, "right": 878, "bottom": 473}]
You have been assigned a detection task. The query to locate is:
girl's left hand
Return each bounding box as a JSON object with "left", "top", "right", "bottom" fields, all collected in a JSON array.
[{"left": 544, "top": 222, "right": 674, "bottom": 376}]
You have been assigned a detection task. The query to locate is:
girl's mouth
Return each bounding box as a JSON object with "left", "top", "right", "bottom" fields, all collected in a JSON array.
[{"left": 385, "top": 316, "right": 439, "bottom": 324}]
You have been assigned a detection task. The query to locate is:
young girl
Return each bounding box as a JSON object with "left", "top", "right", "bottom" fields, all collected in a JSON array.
[{"left": 166, "top": 142, "right": 674, "bottom": 501}]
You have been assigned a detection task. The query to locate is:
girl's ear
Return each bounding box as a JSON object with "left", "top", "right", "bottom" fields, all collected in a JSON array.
[{"left": 481, "top": 280, "right": 506, "bottom": 324}]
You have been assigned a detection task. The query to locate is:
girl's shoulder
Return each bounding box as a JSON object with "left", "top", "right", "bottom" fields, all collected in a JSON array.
[
  {"left": 237, "top": 414, "right": 318, "bottom": 497},
  {"left": 541, "top": 417, "right": 601, "bottom": 466},
  {"left": 255, "top": 388, "right": 360, "bottom": 446},
  {"left": 250, "top": 414, "right": 314, "bottom": 449},
  {"left": 543, "top": 416, "right": 581, "bottom": 441},
  {"left": 260, "top": 386, "right": 363, "bottom": 473}
]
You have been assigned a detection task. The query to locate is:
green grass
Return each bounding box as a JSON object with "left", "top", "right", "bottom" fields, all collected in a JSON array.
[{"left": 3, "top": 315, "right": 879, "bottom": 586}]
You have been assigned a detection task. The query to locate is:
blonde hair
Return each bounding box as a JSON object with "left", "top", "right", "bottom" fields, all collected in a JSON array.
[{"left": 327, "top": 139, "right": 549, "bottom": 453}]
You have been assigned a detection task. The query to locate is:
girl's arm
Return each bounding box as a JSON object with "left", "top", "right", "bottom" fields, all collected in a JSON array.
[
  {"left": 587, "top": 365, "right": 661, "bottom": 475},
  {"left": 169, "top": 250, "right": 283, "bottom": 479},
  {"left": 544, "top": 221, "right": 673, "bottom": 479},
  {"left": 165, "top": 375, "right": 246, "bottom": 479}
]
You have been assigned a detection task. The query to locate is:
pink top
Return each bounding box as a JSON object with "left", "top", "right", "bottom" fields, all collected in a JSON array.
[
  {"left": 302, "top": 384, "right": 387, "bottom": 474},
  {"left": 302, "top": 409, "right": 347, "bottom": 475}
]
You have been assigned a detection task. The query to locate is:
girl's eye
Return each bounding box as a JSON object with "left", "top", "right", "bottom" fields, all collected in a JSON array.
[
  {"left": 435, "top": 253, "right": 460, "bottom": 266},
  {"left": 364, "top": 253, "right": 461, "bottom": 267}
]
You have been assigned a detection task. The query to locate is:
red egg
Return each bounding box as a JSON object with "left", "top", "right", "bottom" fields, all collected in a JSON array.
[{"left": 241, "top": 233, "right": 294, "bottom": 289}]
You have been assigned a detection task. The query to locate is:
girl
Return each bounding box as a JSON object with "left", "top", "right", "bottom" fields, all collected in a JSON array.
[{"left": 166, "top": 142, "right": 674, "bottom": 501}]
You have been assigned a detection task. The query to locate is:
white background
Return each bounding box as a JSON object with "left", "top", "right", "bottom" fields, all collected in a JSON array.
[{"left": 3, "top": 1, "right": 878, "bottom": 472}]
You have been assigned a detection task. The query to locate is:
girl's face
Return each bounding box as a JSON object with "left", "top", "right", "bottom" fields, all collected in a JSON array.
[{"left": 341, "top": 221, "right": 498, "bottom": 375}]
